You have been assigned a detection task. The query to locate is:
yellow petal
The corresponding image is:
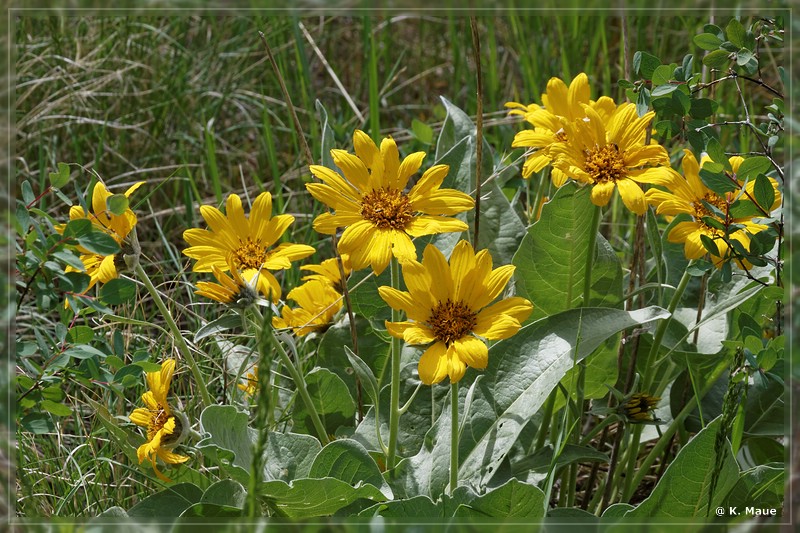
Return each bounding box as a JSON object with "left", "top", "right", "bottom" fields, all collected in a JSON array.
[
  {"left": 452, "top": 336, "right": 488, "bottom": 370},
  {"left": 616, "top": 178, "right": 647, "bottom": 215},
  {"left": 590, "top": 181, "right": 616, "bottom": 207},
  {"left": 418, "top": 342, "right": 448, "bottom": 385}
]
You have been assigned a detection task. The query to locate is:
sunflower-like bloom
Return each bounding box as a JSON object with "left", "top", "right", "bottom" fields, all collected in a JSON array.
[
  {"left": 300, "top": 255, "right": 352, "bottom": 292},
  {"left": 128, "top": 359, "right": 189, "bottom": 482},
  {"left": 237, "top": 366, "right": 259, "bottom": 396},
  {"left": 56, "top": 181, "right": 144, "bottom": 292},
  {"left": 547, "top": 102, "right": 673, "bottom": 215},
  {"left": 183, "top": 192, "right": 315, "bottom": 302},
  {"left": 307, "top": 130, "right": 475, "bottom": 274},
  {"left": 379, "top": 241, "right": 533, "bottom": 385},
  {"left": 194, "top": 257, "right": 274, "bottom": 306},
  {"left": 645, "top": 150, "right": 781, "bottom": 267},
  {"left": 272, "top": 279, "right": 343, "bottom": 337},
  {"left": 622, "top": 393, "right": 660, "bottom": 423},
  {"left": 505, "top": 73, "right": 617, "bottom": 186}
]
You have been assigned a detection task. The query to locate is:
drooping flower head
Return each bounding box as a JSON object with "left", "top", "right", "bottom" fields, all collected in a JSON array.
[
  {"left": 300, "top": 255, "right": 352, "bottom": 292},
  {"left": 645, "top": 150, "right": 780, "bottom": 267},
  {"left": 194, "top": 256, "right": 275, "bottom": 306},
  {"left": 272, "top": 279, "right": 343, "bottom": 337},
  {"left": 307, "top": 130, "right": 474, "bottom": 274},
  {"left": 379, "top": 241, "right": 533, "bottom": 385},
  {"left": 237, "top": 366, "right": 259, "bottom": 396},
  {"left": 183, "top": 192, "right": 315, "bottom": 302},
  {"left": 622, "top": 392, "right": 661, "bottom": 423},
  {"left": 548, "top": 102, "right": 673, "bottom": 215},
  {"left": 505, "top": 73, "right": 617, "bottom": 186},
  {"left": 56, "top": 180, "right": 144, "bottom": 292},
  {"left": 128, "top": 359, "right": 189, "bottom": 482}
]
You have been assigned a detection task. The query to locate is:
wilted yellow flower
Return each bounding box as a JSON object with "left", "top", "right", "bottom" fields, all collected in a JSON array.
[
  {"left": 379, "top": 241, "right": 533, "bottom": 385},
  {"left": 237, "top": 366, "right": 259, "bottom": 396},
  {"left": 272, "top": 280, "right": 343, "bottom": 337},
  {"left": 128, "top": 359, "right": 189, "bottom": 482},
  {"left": 548, "top": 102, "right": 673, "bottom": 214},
  {"left": 56, "top": 181, "right": 144, "bottom": 292},
  {"left": 194, "top": 257, "right": 274, "bottom": 306},
  {"left": 506, "top": 73, "right": 617, "bottom": 186},
  {"left": 623, "top": 393, "right": 660, "bottom": 423},
  {"left": 307, "top": 130, "right": 474, "bottom": 274},
  {"left": 183, "top": 192, "right": 315, "bottom": 302},
  {"left": 645, "top": 150, "right": 780, "bottom": 267}
]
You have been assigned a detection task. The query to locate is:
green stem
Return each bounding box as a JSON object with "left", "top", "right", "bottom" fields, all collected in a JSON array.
[
  {"left": 583, "top": 205, "right": 602, "bottom": 306},
  {"left": 265, "top": 326, "right": 330, "bottom": 446},
  {"left": 642, "top": 265, "right": 693, "bottom": 391},
  {"left": 534, "top": 389, "right": 557, "bottom": 451},
  {"left": 624, "top": 359, "right": 729, "bottom": 501},
  {"left": 134, "top": 263, "right": 212, "bottom": 408},
  {"left": 387, "top": 257, "right": 403, "bottom": 471},
  {"left": 615, "top": 265, "right": 693, "bottom": 503},
  {"left": 449, "top": 380, "right": 459, "bottom": 496}
]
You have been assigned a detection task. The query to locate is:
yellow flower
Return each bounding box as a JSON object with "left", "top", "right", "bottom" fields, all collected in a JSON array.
[
  {"left": 300, "top": 255, "right": 352, "bottom": 292},
  {"left": 548, "top": 102, "right": 673, "bottom": 214},
  {"left": 506, "top": 73, "right": 617, "bottom": 186},
  {"left": 237, "top": 366, "right": 259, "bottom": 396},
  {"left": 272, "top": 280, "right": 343, "bottom": 337},
  {"left": 194, "top": 257, "right": 274, "bottom": 306},
  {"left": 307, "top": 130, "right": 474, "bottom": 274},
  {"left": 379, "top": 241, "right": 533, "bottom": 385},
  {"left": 129, "top": 359, "right": 189, "bottom": 482},
  {"left": 56, "top": 181, "right": 144, "bottom": 292},
  {"left": 183, "top": 192, "right": 315, "bottom": 302},
  {"left": 622, "top": 393, "right": 660, "bottom": 423},
  {"left": 645, "top": 150, "right": 779, "bottom": 267}
]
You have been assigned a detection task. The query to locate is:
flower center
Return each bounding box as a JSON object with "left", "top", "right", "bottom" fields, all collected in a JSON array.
[
  {"left": 428, "top": 299, "right": 477, "bottom": 346},
  {"left": 624, "top": 393, "right": 660, "bottom": 421},
  {"left": 694, "top": 193, "right": 729, "bottom": 231},
  {"left": 233, "top": 238, "right": 268, "bottom": 270},
  {"left": 583, "top": 144, "right": 626, "bottom": 184},
  {"left": 148, "top": 405, "right": 170, "bottom": 440},
  {"left": 360, "top": 188, "right": 414, "bottom": 230}
]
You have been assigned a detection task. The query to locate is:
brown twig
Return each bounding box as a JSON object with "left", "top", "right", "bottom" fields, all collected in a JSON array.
[
  {"left": 258, "top": 29, "right": 363, "bottom": 419},
  {"left": 470, "top": 17, "right": 483, "bottom": 247}
]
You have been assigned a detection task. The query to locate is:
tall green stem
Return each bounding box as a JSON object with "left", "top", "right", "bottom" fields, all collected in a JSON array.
[
  {"left": 624, "top": 359, "right": 729, "bottom": 501},
  {"left": 387, "top": 257, "right": 403, "bottom": 470},
  {"left": 582, "top": 205, "right": 602, "bottom": 306},
  {"left": 449, "top": 380, "right": 459, "bottom": 496},
  {"left": 133, "top": 262, "right": 212, "bottom": 408},
  {"left": 265, "top": 326, "right": 329, "bottom": 445},
  {"left": 642, "top": 265, "right": 693, "bottom": 391},
  {"left": 616, "top": 265, "right": 693, "bottom": 502}
]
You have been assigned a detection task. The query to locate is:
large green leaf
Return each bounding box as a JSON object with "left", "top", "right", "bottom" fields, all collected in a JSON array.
[
  {"left": 394, "top": 306, "right": 669, "bottom": 498},
  {"left": 723, "top": 463, "right": 784, "bottom": 512},
  {"left": 513, "top": 182, "right": 622, "bottom": 321},
  {"left": 432, "top": 98, "right": 526, "bottom": 265},
  {"left": 126, "top": 483, "right": 203, "bottom": 518},
  {"left": 292, "top": 368, "right": 356, "bottom": 436},
  {"left": 359, "top": 486, "right": 476, "bottom": 517},
  {"left": 200, "top": 479, "right": 247, "bottom": 509},
  {"left": 319, "top": 316, "right": 388, "bottom": 395},
  {"left": 309, "top": 439, "right": 392, "bottom": 498},
  {"left": 258, "top": 477, "right": 386, "bottom": 518},
  {"left": 475, "top": 179, "right": 527, "bottom": 265},
  {"left": 197, "top": 405, "right": 320, "bottom": 484},
  {"left": 453, "top": 478, "right": 546, "bottom": 518},
  {"left": 743, "top": 371, "right": 784, "bottom": 437},
  {"left": 624, "top": 417, "right": 739, "bottom": 518}
]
